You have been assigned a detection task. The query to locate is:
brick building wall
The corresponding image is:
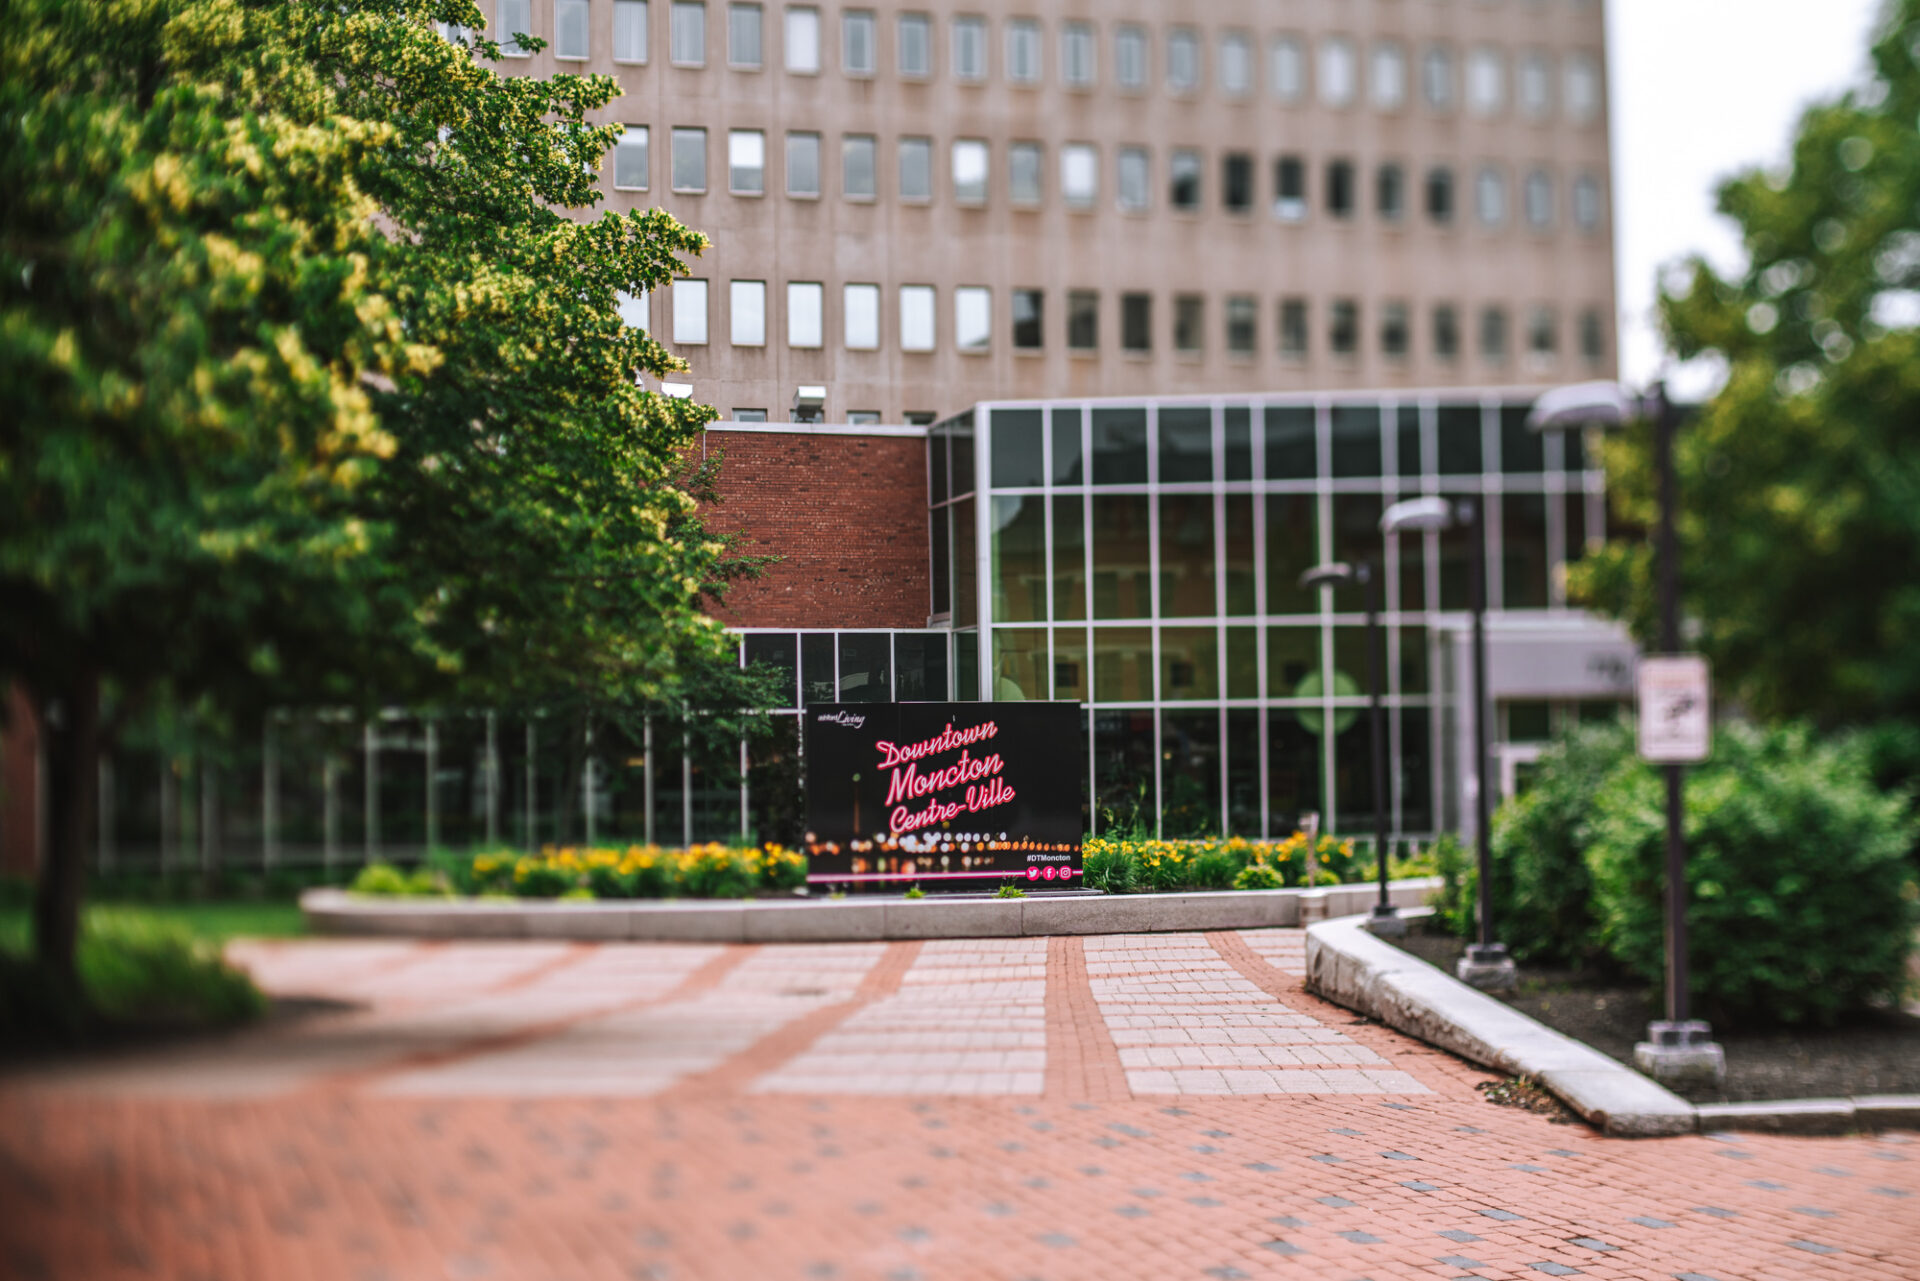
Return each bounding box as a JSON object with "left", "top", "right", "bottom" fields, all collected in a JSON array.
[{"left": 701, "top": 426, "right": 932, "bottom": 629}]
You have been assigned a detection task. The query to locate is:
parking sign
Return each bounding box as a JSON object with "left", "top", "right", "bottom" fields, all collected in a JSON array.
[{"left": 1637, "top": 656, "right": 1711, "bottom": 762}]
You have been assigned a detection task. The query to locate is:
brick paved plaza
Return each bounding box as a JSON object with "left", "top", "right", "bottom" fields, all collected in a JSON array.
[{"left": 3, "top": 931, "right": 1916, "bottom": 1280}]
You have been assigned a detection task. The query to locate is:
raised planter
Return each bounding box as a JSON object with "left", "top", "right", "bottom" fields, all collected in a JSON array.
[{"left": 300, "top": 876, "right": 1442, "bottom": 944}]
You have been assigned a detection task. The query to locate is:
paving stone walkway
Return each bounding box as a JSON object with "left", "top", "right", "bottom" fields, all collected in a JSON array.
[{"left": 2, "top": 930, "right": 1915, "bottom": 1280}]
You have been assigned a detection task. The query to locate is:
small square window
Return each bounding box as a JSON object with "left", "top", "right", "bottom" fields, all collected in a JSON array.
[
  {"left": 899, "top": 136, "right": 932, "bottom": 200},
  {"left": 671, "top": 126, "right": 707, "bottom": 191},
  {"left": 1009, "top": 141, "right": 1042, "bottom": 206},
  {"left": 1122, "top": 292, "right": 1152, "bottom": 352},
  {"left": 898, "top": 12, "right": 930, "bottom": 76},
  {"left": 1061, "top": 143, "right": 1098, "bottom": 208},
  {"left": 670, "top": 1, "right": 706, "bottom": 65},
  {"left": 728, "top": 129, "right": 764, "bottom": 194},
  {"left": 613, "top": 0, "right": 648, "bottom": 62},
  {"left": 955, "top": 286, "right": 991, "bottom": 350},
  {"left": 1330, "top": 299, "right": 1358, "bottom": 356},
  {"left": 843, "top": 134, "right": 876, "bottom": 199},
  {"left": 1068, "top": 290, "right": 1098, "bottom": 349},
  {"left": 843, "top": 9, "right": 875, "bottom": 74},
  {"left": 1012, "top": 288, "right": 1043, "bottom": 349},
  {"left": 613, "top": 126, "right": 649, "bottom": 190},
  {"left": 728, "top": 2, "right": 762, "bottom": 67}
]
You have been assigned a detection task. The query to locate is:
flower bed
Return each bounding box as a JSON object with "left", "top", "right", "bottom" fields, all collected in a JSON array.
[{"left": 1083, "top": 832, "right": 1440, "bottom": 894}]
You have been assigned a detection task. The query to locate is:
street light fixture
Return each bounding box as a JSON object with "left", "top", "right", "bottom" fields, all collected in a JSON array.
[
  {"left": 1379, "top": 497, "right": 1515, "bottom": 990},
  {"left": 1297, "top": 560, "right": 1402, "bottom": 938},
  {"left": 1525, "top": 381, "right": 1726, "bottom": 1086}
]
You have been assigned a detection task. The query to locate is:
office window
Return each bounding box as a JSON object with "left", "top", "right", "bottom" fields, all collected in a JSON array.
[
  {"left": 899, "top": 136, "right": 932, "bottom": 200},
  {"left": 1279, "top": 298, "right": 1308, "bottom": 357},
  {"left": 1118, "top": 146, "right": 1149, "bottom": 211},
  {"left": 952, "top": 139, "right": 988, "bottom": 204},
  {"left": 1169, "top": 149, "right": 1201, "bottom": 211},
  {"left": 900, "top": 285, "right": 936, "bottom": 351},
  {"left": 439, "top": 17, "right": 472, "bottom": 43},
  {"left": 1068, "top": 290, "right": 1098, "bottom": 349},
  {"left": 842, "top": 134, "right": 876, "bottom": 198},
  {"left": 1524, "top": 169, "right": 1553, "bottom": 229},
  {"left": 955, "top": 286, "right": 991, "bottom": 349},
  {"left": 1061, "top": 143, "right": 1098, "bottom": 208},
  {"left": 1573, "top": 173, "right": 1602, "bottom": 231},
  {"left": 1167, "top": 27, "right": 1199, "bottom": 92},
  {"left": 1528, "top": 306, "right": 1557, "bottom": 358},
  {"left": 1219, "top": 31, "right": 1252, "bottom": 97},
  {"left": 1565, "top": 53, "right": 1601, "bottom": 124},
  {"left": 733, "top": 408, "right": 767, "bottom": 422},
  {"left": 1121, "top": 292, "right": 1152, "bottom": 352},
  {"left": 1273, "top": 155, "right": 1306, "bottom": 221},
  {"left": 1371, "top": 41, "right": 1406, "bottom": 110},
  {"left": 672, "top": 279, "right": 708, "bottom": 343},
  {"left": 1222, "top": 152, "right": 1253, "bottom": 213},
  {"left": 785, "top": 5, "right": 819, "bottom": 72},
  {"left": 728, "top": 129, "right": 764, "bottom": 193},
  {"left": 842, "top": 9, "right": 874, "bottom": 73},
  {"left": 846, "top": 412, "right": 881, "bottom": 425},
  {"left": 1433, "top": 303, "right": 1460, "bottom": 360},
  {"left": 1519, "top": 51, "right": 1552, "bottom": 119},
  {"left": 1377, "top": 163, "right": 1404, "bottom": 221},
  {"left": 786, "top": 131, "right": 820, "bottom": 195},
  {"left": 953, "top": 15, "right": 985, "bottom": 80},
  {"left": 670, "top": 1, "right": 705, "bottom": 64},
  {"left": 897, "top": 11, "right": 930, "bottom": 76},
  {"left": 1580, "top": 308, "right": 1606, "bottom": 364},
  {"left": 1226, "top": 295, "right": 1257, "bottom": 355},
  {"left": 728, "top": 2, "right": 761, "bottom": 66},
  {"left": 613, "top": 125, "right": 649, "bottom": 190},
  {"left": 498, "top": 0, "right": 531, "bottom": 56},
  {"left": 1174, "top": 294, "right": 1203, "bottom": 353},
  {"left": 1115, "top": 24, "right": 1147, "bottom": 90},
  {"left": 614, "top": 0, "right": 648, "bottom": 61},
  {"left": 1467, "top": 46, "right": 1504, "bottom": 115},
  {"left": 1007, "top": 18, "right": 1040, "bottom": 84},
  {"left": 1381, "top": 302, "right": 1409, "bottom": 358},
  {"left": 1422, "top": 44, "right": 1452, "bottom": 110},
  {"left": 844, "top": 283, "right": 880, "bottom": 349},
  {"left": 616, "top": 289, "right": 649, "bottom": 330},
  {"left": 730, "top": 280, "right": 766, "bottom": 346},
  {"left": 1063, "top": 21, "right": 1094, "bottom": 86},
  {"left": 1319, "top": 37, "right": 1356, "bottom": 106},
  {"left": 1012, "top": 289, "right": 1043, "bottom": 349},
  {"left": 671, "top": 127, "right": 707, "bottom": 191},
  {"left": 555, "top": 0, "right": 589, "bottom": 59},
  {"left": 1480, "top": 305, "right": 1509, "bottom": 362},
  {"left": 1270, "top": 35, "right": 1305, "bottom": 102},
  {"left": 1330, "top": 299, "right": 1358, "bottom": 356},
  {"left": 1326, "top": 160, "right": 1354, "bottom": 218},
  {"left": 1427, "top": 166, "right": 1454, "bottom": 224},
  {"left": 1476, "top": 166, "right": 1507, "bottom": 227},
  {"left": 1009, "top": 142, "right": 1042, "bottom": 205},
  {"left": 788, "top": 281, "right": 823, "bottom": 347}
]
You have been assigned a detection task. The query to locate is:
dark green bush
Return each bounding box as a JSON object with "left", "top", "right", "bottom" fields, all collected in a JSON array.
[
  {"left": 1232, "top": 863, "right": 1281, "bottom": 891},
  {"left": 1427, "top": 833, "right": 1476, "bottom": 937},
  {"left": 1082, "top": 845, "right": 1135, "bottom": 895},
  {"left": 1585, "top": 722, "right": 1917, "bottom": 1026},
  {"left": 350, "top": 863, "right": 409, "bottom": 896},
  {"left": 76, "top": 911, "right": 266, "bottom": 1025}
]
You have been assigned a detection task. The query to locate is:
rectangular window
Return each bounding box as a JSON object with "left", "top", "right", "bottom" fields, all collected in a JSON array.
[
  {"left": 1528, "top": 305, "right": 1557, "bottom": 358},
  {"left": 842, "top": 134, "right": 876, "bottom": 198},
  {"left": 498, "top": 0, "right": 532, "bottom": 56},
  {"left": 670, "top": 1, "right": 705, "bottom": 64},
  {"left": 671, "top": 127, "right": 707, "bottom": 191},
  {"left": 1327, "top": 159, "right": 1354, "bottom": 218},
  {"left": 1468, "top": 46, "right": 1505, "bottom": 115},
  {"left": 1167, "top": 26, "right": 1198, "bottom": 92},
  {"left": 733, "top": 408, "right": 767, "bottom": 422},
  {"left": 1006, "top": 18, "right": 1040, "bottom": 83},
  {"left": 1580, "top": 308, "right": 1606, "bottom": 364},
  {"left": 1274, "top": 155, "right": 1306, "bottom": 221},
  {"left": 1118, "top": 147, "right": 1149, "bottom": 211},
  {"left": 1381, "top": 301, "right": 1409, "bottom": 357},
  {"left": 900, "top": 284, "right": 935, "bottom": 350},
  {"left": 1427, "top": 166, "right": 1454, "bottom": 224},
  {"left": 1477, "top": 166, "right": 1507, "bottom": 227},
  {"left": 1219, "top": 31, "right": 1252, "bottom": 96},
  {"left": 1371, "top": 41, "right": 1406, "bottom": 110},
  {"left": 616, "top": 289, "right": 649, "bottom": 330},
  {"left": 1121, "top": 292, "right": 1151, "bottom": 352},
  {"left": 786, "top": 131, "right": 820, "bottom": 196},
  {"left": 1434, "top": 303, "right": 1460, "bottom": 360},
  {"left": 1061, "top": 143, "right": 1097, "bottom": 208},
  {"left": 1068, "top": 289, "right": 1098, "bottom": 349},
  {"left": 555, "top": 0, "right": 589, "bottom": 59},
  {"left": 842, "top": 9, "right": 875, "bottom": 73},
  {"left": 953, "top": 15, "right": 985, "bottom": 80},
  {"left": 1226, "top": 295, "right": 1256, "bottom": 355},
  {"left": 730, "top": 279, "right": 766, "bottom": 345},
  {"left": 614, "top": 0, "right": 648, "bottom": 61},
  {"left": 1480, "top": 305, "right": 1508, "bottom": 362},
  {"left": 727, "top": 129, "right": 764, "bottom": 193},
  {"left": 1279, "top": 298, "right": 1308, "bottom": 357},
  {"left": 1377, "top": 163, "right": 1405, "bottom": 221},
  {"left": 955, "top": 286, "right": 991, "bottom": 350},
  {"left": 1269, "top": 35, "right": 1304, "bottom": 102},
  {"left": 672, "top": 279, "right": 708, "bottom": 344},
  {"left": 1330, "top": 299, "right": 1358, "bottom": 356},
  {"left": 951, "top": 138, "right": 988, "bottom": 204},
  {"left": 897, "top": 11, "right": 930, "bottom": 76},
  {"left": 785, "top": 5, "right": 819, "bottom": 72},
  {"left": 613, "top": 125, "right": 649, "bottom": 190},
  {"left": 728, "top": 2, "right": 761, "bottom": 66},
  {"left": 1115, "top": 24, "right": 1146, "bottom": 89},
  {"left": 788, "top": 281, "right": 823, "bottom": 347},
  {"left": 1573, "top": 173, "right": 1602, "bottom": 231},
  {"left": 1423, "top": 45, "right": 1454, "bottom": 110},
  {"left": 1009, "top": 141, "right": 1042, "bottom": 205},
  {"left": 1173, "top": 294, "right": 1203, "bottom": 353},
  {"left": 1525, "top": 169, "right": 1554, "bottom": 229},
  {"left": 1320, "top": 36, "right": 1356, "bottom": 106},
  {"left": 1012, "top": 288, "right": 1043, "bottom": 349},
  {"left": 898, "top": 136, "right": 931, "bottom": 200},
  {"left": 844, "top": 283, "right": 880, "bottom": 349},
  {"left": 1169, "top": 148, "right": 1201, "bottom": 211},
  {"left": 1062, "top": 21, "right": 1094, "bottom": 86},
  {"left": 1222, "top": 152, "right": 1252, "bottom": 213}
]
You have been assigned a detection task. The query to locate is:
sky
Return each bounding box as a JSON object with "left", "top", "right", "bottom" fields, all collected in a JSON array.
[{"left": 1607, "top": 0, "right": 1885, "bottom": 393}]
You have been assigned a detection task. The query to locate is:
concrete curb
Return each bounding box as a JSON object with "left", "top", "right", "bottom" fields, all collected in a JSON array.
[{"left": 300, "top": 878, "right": 1442, "bottom": 943}]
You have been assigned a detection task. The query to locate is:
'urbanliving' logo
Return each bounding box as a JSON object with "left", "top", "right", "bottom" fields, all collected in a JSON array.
[{"left": 816, "top": 711, "right": 866, "bottom": 728}]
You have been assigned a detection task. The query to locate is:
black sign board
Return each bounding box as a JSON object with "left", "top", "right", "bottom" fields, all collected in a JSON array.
[{"left": 804, "top": 702, "right": 1083, "bottom": 891}]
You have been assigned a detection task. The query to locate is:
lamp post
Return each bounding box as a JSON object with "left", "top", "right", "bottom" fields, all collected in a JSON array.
[
  {"left": 1379, "top": 497, "right": 1514, "bottom": 990},
  {"left": 1525, "top": 381, "right": 1724, "bottom": 1086},
  {"left": 1297, "top": 561, "right": 1402, "bottom": 937}
]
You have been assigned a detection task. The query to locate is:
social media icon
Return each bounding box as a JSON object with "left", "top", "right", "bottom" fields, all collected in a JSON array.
[
  {"left": 1026, "top": 867, "right": 1041, "bottom": 881},
  {"left": 1043, "top": 866, "right": 1057, "bottom": 880}
]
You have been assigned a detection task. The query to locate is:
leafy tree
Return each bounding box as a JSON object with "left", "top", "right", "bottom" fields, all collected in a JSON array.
[
  {"left": 1570, "top": 0, "right": 1920, "bottom": 728},
  {"left": 1, "top": 0, "right": 762, "bottom": 978}
]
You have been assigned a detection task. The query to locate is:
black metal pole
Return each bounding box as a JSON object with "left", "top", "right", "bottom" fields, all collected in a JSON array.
[
  {"left": 1654, "top": 385, "right": 1688, "bottom": 1026},
  {"left": 1365, "top": 563, "right": 1390, "bottom": 915},
  {"left": 1466, "top": 500, "right": 1492, "bottom": 951}
]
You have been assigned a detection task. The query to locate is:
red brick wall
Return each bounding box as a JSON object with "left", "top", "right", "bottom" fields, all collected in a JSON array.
[{"left": 700, "top": 428, "right": 932, "bottom": 629}]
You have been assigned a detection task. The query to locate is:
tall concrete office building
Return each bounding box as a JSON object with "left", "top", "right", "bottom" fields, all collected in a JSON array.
[{"left": 488, "top": 0, "right": 1616, "bottom": 422}]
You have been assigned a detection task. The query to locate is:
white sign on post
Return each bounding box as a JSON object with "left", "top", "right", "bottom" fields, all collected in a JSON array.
[{"left": 1637, "top": 656, "right": 1712, "bottom": 762}]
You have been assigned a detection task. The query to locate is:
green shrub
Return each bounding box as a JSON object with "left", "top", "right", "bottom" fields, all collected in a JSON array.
[
  {"left": 1585, "top": 722, "right": 1918, "bottom": 1026},
  {"left": 903, "top": 886, "right": 925, "bottom": 900},
  {"left": 1232, "top": 863, "right": 1282, "bottom": 891},
  {"left": 350, "top": 863, "right": 410, "bottom": 896},
  {"left": 1081, "top": 844, "right": 1136, "bottom": 894},
  {"left": 1428, "top": 834, "right": 1476, "bottom": 937},
  {"left": 1190, "top": 848, "right": 1240, "bottom": 890},
  {"left": 77, "top": 911, "right": 266, "bottom": 1025},
  {"left": 995, "top": 884, "right": 1027, "bottom": 899},
  {"left": 512, "top": 858, "right": 578, "bottom": 898}
]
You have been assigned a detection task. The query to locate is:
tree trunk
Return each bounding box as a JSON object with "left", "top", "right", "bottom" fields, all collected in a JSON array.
[{"left": 34, "top": 669, "right": 100, "bottom": 982}]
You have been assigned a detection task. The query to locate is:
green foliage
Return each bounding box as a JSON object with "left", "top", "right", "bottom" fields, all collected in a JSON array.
[
  {"left": 1231, "top": 863, "right": 1282, "bottom": 891},
  {"left": 350, "top": 863, "right": 409, "bottom": 896},
  {"left": 1585, "top": 723, "right": 1917, "bottom": 1025},
  {"left": 1427, "top": 834, "right": 1476, "bottom": 938},
  {"left": 1082, "top": 843, "right": 1136, "bottom": 895},
  {"left": 75, "top": 910, "right": 266, "bottom": 1025},
  {"left": 903, "top": 886, "right": 925, "bottom": 900},
  {"left": 994, "top": 884, "right": 1027, "bottom": 899}
]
